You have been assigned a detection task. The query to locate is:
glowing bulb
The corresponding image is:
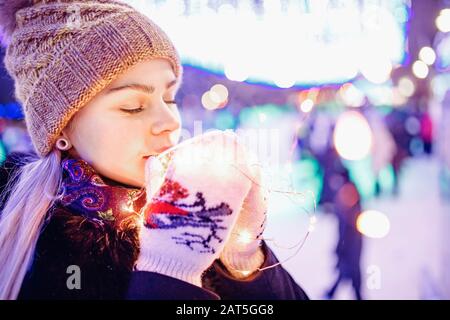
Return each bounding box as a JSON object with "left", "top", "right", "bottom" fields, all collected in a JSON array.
[
  {"left": 356, "top": 210, "right": 390, "bottom": 239},
  {"left": 398, "top": 77, "right": 415, "bottom": 97},
  {"left": 240, "top": 270, "right": 251, "bottom": 277},
  {"left": 300, "top": 99, "right": 314, "bottom": 113},
  {"left": 122, "top": 203, "right": 134, "bottom": 213},
  {"left": 419, "top": 46, "right": 436, "bottom": 65},
  {"left": 237, "top": 229, "right": 253, "bottom": 245},
  {"left": 333, "top": 111, "right": 373, "bottom": 161},
  {"left": 412, "top": 60, "right": 429, "bottom": 79},
  {"left": 307, "top": 215, "right": 317, "bottom": 232}
]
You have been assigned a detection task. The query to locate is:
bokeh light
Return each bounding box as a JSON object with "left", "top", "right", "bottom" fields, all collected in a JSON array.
[
  {"left": 412, "top": 60, "right": 429, "bottom": 79},
  {"left": 419, "top": 46, "right": 436, "bottom": 65},
  {"left": 210, "top": 84, "right": 229, "bottom": 103},
  {"left": 340, "top": 83, "right": 366, "bottom": 107},
  {"left": 357, "top": 210, "right": 391, "bottom": 239},
  {"left": 201, "top": 91, "right": 220, "bottom": 110},
  {"left": 300, "top": 99, "right": 314, "bottom": 113},
  {"left": 224, "top": 63, "right": 249, "bottom": 82},
  {"left": 333, "top": 111, "right": 373, "bottom": 161},
  {"left": 397, "top": 77, "right": 415, "bottom": 97},
  {"left": 360, "top": 57, "right": 392, "bottom": 84},
  {"left": 436, "top": 9, "right": 450, "bottom": 33}
]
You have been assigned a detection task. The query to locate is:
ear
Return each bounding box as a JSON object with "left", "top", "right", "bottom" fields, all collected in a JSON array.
[
  {"left": 55, "top": 130, "right": 77, "bottom": 157},
  {"left": 57, "top": 130, "right": 70, "bottom": 141}
]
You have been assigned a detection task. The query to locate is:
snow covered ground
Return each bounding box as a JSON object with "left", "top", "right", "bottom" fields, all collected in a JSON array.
[{"left": 265, "top": 156, "right": 450, "bottom": 300}]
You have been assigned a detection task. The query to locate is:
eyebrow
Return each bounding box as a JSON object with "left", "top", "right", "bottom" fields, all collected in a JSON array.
[{"left": 106, "top": 79, "right": 178, "bottom": 95}]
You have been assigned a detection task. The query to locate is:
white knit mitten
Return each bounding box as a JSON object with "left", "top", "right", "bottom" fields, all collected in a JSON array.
[
  {"left": 135, "top": 131, "right": 252, "bottom": 287},
  {"left": 219, "top": 163, "right": 268, "bottom": 279}
]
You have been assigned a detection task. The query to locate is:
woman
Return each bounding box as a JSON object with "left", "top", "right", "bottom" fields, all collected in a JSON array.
[{"left": 0, "top": 0, "right": 308, "bottom": 300}]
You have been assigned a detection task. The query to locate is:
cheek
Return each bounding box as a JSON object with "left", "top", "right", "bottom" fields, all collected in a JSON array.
[
  {"left": 70, "top": 117, "right": 146, "bottom": 186},
  {"left": 77, "top": 119, "right": 143, "bottom": 157}
]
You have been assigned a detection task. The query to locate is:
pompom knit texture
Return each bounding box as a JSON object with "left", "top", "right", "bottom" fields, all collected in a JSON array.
[{"left": 0, "top": 0, "right": 182, "bottom": 157}]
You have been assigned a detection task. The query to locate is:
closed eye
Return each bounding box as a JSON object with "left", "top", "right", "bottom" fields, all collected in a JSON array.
[
  {"left": 121, "top": 106, "right": 145, "bottom": 114},
  {"left": 120, "top": 100, "right": 177, "bottom": 114},
  {"left": 165, "top": 100, "right": 177, "bottom": 106}
]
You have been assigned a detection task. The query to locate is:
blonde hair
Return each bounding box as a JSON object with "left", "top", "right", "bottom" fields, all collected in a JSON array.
[{"left": 0, "top": 149, "right": 63, "bottom": 299}]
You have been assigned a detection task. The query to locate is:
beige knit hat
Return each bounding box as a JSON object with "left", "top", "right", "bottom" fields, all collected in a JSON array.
[{"left": 0, "top": 0, "right": 182, "bottom": 157}]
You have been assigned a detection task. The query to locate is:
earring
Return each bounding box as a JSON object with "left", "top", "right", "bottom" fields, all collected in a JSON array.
[{"left": 56, "top": 138, "right": 72, "bottom": 151}]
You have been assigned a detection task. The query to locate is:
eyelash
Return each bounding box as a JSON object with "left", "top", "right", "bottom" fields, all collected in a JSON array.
[{"left": 121, "top": 100, "right": 177, "bottom": 114}]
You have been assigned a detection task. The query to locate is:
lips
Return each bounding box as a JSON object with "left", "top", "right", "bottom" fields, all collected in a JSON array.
[
  {"left": 143, "top": 145, "right": 173, "bottom": 159},
  {"left": 155, "top": 145, "right": 172, "bottom": 154}
]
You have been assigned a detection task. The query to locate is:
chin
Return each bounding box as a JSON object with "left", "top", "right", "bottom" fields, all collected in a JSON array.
[
  {"left": 127, "top": 177, "right": 145, "bottom": 188},
  {"left": 112, "top": 173, "right": 144, "bottom": 188}
]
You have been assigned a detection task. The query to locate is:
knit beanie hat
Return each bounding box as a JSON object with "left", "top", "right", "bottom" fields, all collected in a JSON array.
[{"left": 0, "top": 0, "right": 182, "bottom": 157}]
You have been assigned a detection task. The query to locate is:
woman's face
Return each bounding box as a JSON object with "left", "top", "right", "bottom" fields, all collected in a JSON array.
[{"left": 62, "top": 58, "right": 182, "bottom": 188}]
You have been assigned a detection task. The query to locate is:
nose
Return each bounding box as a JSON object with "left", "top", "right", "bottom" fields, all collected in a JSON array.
[{"left": 151, "top": 101, "right": 181, "bottom": 136}]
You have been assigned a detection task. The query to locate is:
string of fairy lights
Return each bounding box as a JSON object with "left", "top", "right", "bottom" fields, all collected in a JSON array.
[{"left": 121, "top": 130, "right": 318, "bottom": 276}]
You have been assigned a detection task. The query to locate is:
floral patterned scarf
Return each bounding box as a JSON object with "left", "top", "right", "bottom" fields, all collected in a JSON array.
[{"left": 56, "top": 157, "right": 147, "bottom": 228}]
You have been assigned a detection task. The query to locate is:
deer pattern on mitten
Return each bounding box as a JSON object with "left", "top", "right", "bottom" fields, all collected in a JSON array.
[{"left": 142, "top": 179, "right": 233, "bottom": 254}]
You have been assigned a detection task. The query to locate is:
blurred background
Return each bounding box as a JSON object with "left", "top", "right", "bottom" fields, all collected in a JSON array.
[{"left": 1, "top": 0, "right": 450, "bottom": 299}]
